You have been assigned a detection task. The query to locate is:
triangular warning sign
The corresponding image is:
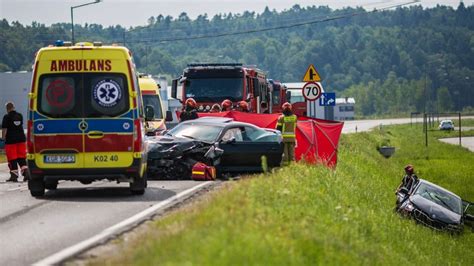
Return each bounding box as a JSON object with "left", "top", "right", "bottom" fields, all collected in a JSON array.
[{"left": 302, "top": 64, "right": 322, "bottom": 82}]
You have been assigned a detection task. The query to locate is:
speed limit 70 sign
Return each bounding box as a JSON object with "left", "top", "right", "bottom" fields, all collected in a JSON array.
[{"left": 302, "top": 82, "right": 322, "bottom": 101}]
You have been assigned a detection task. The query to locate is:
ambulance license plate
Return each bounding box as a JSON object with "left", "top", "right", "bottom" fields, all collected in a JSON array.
[{"left": 44, "top": 155, "right": 75, "bottom": 164}]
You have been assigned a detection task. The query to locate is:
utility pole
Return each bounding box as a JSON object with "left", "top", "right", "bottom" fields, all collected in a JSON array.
[{"left": 71, "top": 0, "right": 102, "bottom": 44}]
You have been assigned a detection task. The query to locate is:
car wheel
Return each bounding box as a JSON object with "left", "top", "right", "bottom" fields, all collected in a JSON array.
[
  {"left": 130, "top": 172, "right": 147, "bottom": 195},
  {"left": 45, "top": 180, "right": 58, "bottom": 190},
  {"left": 28, "top": 177, "right": 45, "bottom": 197}
]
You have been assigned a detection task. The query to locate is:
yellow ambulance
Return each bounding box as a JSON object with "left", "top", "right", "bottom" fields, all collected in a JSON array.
[
  {"left": 138, "top": 75, "right": 170, "bottom": 135},
  {"left": 26, "top": 41, "right": 149, "bottom": 197}
]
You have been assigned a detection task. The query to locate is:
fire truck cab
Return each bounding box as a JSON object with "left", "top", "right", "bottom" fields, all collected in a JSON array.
[
  {"left": 171, "top": 63, "right": 274, "bottom": 113},
  {"left": 267, "top": 79, "right": 291, "bottom": 113}
]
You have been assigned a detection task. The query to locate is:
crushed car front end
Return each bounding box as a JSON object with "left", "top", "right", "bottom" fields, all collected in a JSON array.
[{"left": 146, "top": 136, "right": 215, "bottom": 179}]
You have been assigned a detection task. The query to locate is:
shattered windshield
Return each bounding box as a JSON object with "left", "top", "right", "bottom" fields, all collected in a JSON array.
[
  {"left": 168, "top": 123, "right": 223, "bottom": 143},
  {"left": 415, "top": 183, "right": 462, "bottom": 214}
]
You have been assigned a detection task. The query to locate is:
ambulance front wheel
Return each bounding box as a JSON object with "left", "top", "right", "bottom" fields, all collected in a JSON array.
[
  {"left": 130, "top": 172, "right": 147, "bottom": 195},
  {"left": 28, "top": 177, "right": 45, "bottom": 197}
]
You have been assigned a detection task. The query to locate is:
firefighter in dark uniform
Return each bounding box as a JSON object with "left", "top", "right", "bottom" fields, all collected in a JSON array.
[
  {"left": 276, "top": 102, "right": 297, "bottom": 163},
  {"left": 179, "top": 98, "right": 199, "bottom": 122},
  {"left": 1, "top": 102, "right": 30, "bottom": 182}
]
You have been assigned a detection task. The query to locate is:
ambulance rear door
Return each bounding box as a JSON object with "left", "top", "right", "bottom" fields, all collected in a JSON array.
[{"left": 81, "top": 49, "right": 135, "bottom": 168}]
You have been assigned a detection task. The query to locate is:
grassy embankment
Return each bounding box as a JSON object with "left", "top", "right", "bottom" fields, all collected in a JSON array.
[{"left": 87, "top": 121, "right": 472, "bottom": 265}]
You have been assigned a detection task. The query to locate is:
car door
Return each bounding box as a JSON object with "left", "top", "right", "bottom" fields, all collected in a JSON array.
[
  {"left": 242, "top": 126, "right": 283, "bottom": 167},
  {"left": 34, "top": 73, "right": 84, "bottom": 169},
  {"left": 218, "top": 126, "right": 282, "bottom": 172},
  {"left": 218, "top": 127, "right": 247, "bottom": 171}
]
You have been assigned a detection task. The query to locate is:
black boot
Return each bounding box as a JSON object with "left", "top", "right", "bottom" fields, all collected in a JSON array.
[{"left": 6, "top": 172, "right": 18, "bottom": 182}]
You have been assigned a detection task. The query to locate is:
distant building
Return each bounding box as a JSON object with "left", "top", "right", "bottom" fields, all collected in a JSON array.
[{"left": 334, "top": 97, "right": 355, "bottom": 121}]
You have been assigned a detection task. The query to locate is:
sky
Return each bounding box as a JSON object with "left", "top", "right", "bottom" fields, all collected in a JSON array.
[{"left": 1, "top": 0, "right": 472, "bottom": 27}]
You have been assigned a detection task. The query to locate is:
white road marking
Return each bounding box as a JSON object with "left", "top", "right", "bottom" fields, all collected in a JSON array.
[{"left": 34, "top": 181, "right": 213, "bottom": 266}]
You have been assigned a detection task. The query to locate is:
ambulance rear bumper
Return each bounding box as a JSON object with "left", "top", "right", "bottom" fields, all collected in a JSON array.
[{"left": 27, "top": 158, "right": 145, "bottom": 182}]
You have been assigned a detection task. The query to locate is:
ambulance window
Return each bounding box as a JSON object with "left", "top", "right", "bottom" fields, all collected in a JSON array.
[
  {"left": 86, "top": 74, "right": 129, "bottom": 117},
  {"left": 38, "top": 75, "right": 79, "bottom": 118},
  {"left": 142, "top": 95, "right": 163, "bottom": 119}
]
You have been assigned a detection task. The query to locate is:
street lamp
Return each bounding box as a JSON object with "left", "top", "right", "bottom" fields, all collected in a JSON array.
[{"left": 71, "top": 0, "right": 102, "bottom": 44}]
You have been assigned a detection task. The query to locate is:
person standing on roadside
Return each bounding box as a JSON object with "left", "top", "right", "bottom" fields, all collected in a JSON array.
[
  {"left": 396, "top": 164, "right": 419, "bottom": 193},
  {"left": 276, "top": 102, "right": 297, "bottom": 163},
  {"left": 179, "top": 98, "right": 199, "bottom": 122},
  {"left": 1, "top": 102, "right": 29, "bottom": 182}
]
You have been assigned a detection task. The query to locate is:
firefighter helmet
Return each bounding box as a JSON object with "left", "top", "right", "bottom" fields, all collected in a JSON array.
[
  {"left": 221, "top": 99, "right": 232, "bottom": 110},
  {"left": 210, "top": 103, "right": 221, "bottom": 113},
  {"left": 282, "top": 102, "right": 292, "bottom": 111},
  {"left": 238, "top": 101, "right": 249, "bottom": 111},
  {"left": 185, "top": 98, "right": 197, "bottom": 108}
]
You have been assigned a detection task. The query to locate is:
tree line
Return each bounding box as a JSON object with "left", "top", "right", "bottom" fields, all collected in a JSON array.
[{"left": 1, "top": 3, "right": 473, "bottom": 116}]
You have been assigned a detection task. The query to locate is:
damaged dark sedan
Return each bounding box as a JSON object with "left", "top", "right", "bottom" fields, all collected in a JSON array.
[
  {"left": 146, "top": 117, "right": 284, "bottom": 179},
  {"left": 396, "top": 179, "right": 473, "bottom": 233}
]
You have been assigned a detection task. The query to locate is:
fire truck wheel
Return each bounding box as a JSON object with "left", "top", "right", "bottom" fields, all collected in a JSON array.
[{"left": 28, "top": 177, "right": 45, "bottom": 197}]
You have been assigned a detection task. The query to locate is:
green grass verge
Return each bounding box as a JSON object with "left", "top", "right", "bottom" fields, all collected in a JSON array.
[
  {"left": 459, "top": 118, "right": 474, "bottom": 127},
  {"left": 89, "top": 124, "right": 474, "bottom": 266}
]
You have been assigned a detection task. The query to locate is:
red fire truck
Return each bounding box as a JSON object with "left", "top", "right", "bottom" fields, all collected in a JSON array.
[
  {"left": 267, "top": 79, "right": 289, "bottom": 113},
  {"left": 171, "top": 63, "right": 289, "bottom": 113}
]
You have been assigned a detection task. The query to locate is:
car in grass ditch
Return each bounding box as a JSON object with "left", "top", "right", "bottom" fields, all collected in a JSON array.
[
  {"left": 396, "top": 179, "right": 473, "bottom": 233},
  {"left": 146, "top": 117, "right": 284, "bottom": 179},
  {"left": 438, "top": 119, "right": 454, "bottom": 131}
]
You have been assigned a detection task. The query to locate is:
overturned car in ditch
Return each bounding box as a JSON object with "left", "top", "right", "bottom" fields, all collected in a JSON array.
[
  {"left": 146, "top": 117, "right": 284, "bottom": 179},
  {"left": 396, "top": 178, "right": 474, "bottom": 233}
]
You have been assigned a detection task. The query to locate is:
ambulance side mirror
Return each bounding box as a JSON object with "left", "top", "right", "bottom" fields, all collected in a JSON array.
[{"left": 145, "top": 105, "right": 155, "bottom": 121}]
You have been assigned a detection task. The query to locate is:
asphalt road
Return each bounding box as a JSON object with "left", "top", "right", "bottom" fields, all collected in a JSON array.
[
  {"left": 342, "top": 117, "right": 415, "bottom": 133},
  {"left": 0, "top": 163, "right": 212, "bottom": 266},
  {"left": 342, "top": 116, "right": 474, "bottom": 133},
  {"left": 439, "top": 136, "right": 474, "bottom": 152}
]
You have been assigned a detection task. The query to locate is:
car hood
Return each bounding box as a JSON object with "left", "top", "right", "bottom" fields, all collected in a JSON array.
[
  {"left": 146, "top": 135, "right": 204, "bottom": 159},
  {"left": 410, "top": 195, "right": 461, "bottom": 224}
]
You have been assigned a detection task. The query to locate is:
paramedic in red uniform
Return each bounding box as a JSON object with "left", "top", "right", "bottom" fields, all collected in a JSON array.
[{"left": 1, "top": 102, "right": 29, "bottom": 182}]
